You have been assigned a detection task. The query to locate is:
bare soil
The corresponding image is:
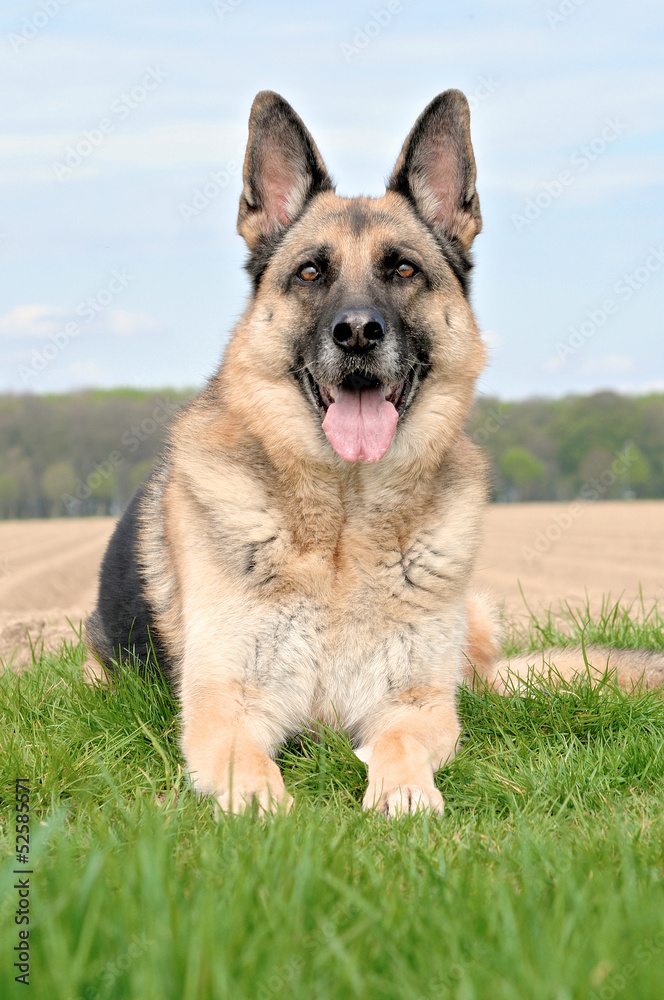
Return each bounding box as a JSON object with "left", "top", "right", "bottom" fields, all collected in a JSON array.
[{"left": 1, "top": 501, "right": 662, "bottom": 665}]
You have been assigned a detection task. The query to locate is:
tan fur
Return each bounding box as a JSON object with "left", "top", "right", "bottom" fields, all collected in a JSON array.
[
  {"left": 87, "top": 90, "right": 663, "bottom": 820},
  {"left": 461, "top": 599, "right": 664, "bottom": 692},
  {"left": 490, "top": 648, "right": 664, "bottom": 693},
  {"left": 360, "top": 687, "right": 462, "bottom": 815},
  {"left": 140, "top": 179, "right": 488, "bottom": 815},
  {"left": 144, "top": 413, "right": 487, "bottom": 815},
  {"left": 181, "top": 682, "right": 292, "bottom": 815},
  {"left": 462, "top": 590, "right": 503, "bottom": 682},
  {"left": 134, "top": 95, "right": 488, "bottom": 816}
]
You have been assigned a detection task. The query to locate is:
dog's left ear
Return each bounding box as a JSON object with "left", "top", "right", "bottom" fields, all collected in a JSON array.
[
  {"left": 237, "top": 91, "right": 334, "bottom": 250},
  {"left": 388, "top": 90, "right": 482, "bottom": 250}
]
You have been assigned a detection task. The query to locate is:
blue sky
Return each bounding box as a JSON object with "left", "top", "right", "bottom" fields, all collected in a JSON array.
[{"left": 0, "top": 0, "right": 662, "bottom": 399}]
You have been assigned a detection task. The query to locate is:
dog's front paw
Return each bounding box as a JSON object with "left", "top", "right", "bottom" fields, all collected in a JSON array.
[
  {"left": 214, "top": 754, "right": 293, "bottom": 817},
  {"left": 362, "top": 781, "right": 444, "bottom": 818},
  {"left": 216, "top": 784, "right": 293, "bottom": 817}
]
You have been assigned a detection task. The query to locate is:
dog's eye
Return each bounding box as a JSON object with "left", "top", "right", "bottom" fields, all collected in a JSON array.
[
  {"left": 396, "top": 261, "right": 418, "bottom": 279},
  {"left": 297, "top": 263, "right": 320, "bottom": 282}
]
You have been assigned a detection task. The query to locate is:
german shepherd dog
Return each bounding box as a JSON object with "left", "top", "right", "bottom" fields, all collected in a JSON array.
[{"left": 84, "top": 90, "right": 662, "bottom": 817}]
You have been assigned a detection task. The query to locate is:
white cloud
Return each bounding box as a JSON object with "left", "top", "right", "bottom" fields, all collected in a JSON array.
[
  {"left": 0, "top": 304, "right": 163, "bottom": 340},
  {"left": 580, "top": 355, "right": 636, "bottom": 374},
  {"left": 617, "top": 378, "right": 664, "bottom": 395},
  {"left": 66, "top": 360, "right": 105, "bottom": 381},
  {"left": 104, "top": 309, "right": 163, "bottom": 337},
  {"left": 481, "top": 329, "right": 503, "bottom": 353},
  {"left": 0, "top": 123, "right": 244, "bottom": 184},
  {"left": 0, "top": 304, "right": 66, "bottom": 339}
]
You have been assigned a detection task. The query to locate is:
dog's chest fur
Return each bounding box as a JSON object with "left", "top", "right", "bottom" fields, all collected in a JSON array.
[{"left": 143, "top": 434, "right": 483, "bottom": 740}]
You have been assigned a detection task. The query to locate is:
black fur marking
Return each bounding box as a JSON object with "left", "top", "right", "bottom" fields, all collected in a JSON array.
[
  {"left": 399, "top": 541, "right": 456, "bottom": 594},
  {"left": 244, "top": 229, "right": 289, "bottom": 288},
  {"left": 345, "top": 200, "right": 373, "bottom": 236},
  {"left": 245, "top": 535, "right": 278, "bottom": 569},
  {"left": 244, "top": 539, "right": 278, "bottom": 587},
  {"left": 387, "top": 93, "right": 477, "bottom": 297},
  {"left": 245, "top": 542, "right": 258, "bottom": 574},
  {"left": 245, "top": 219, "right": 335, "bottom": 292},
  {"left": 85, "top": 482, "right": 171, "bottom": 678},
  {"left": 432, "top": 231, "right": 473, "bottom": 297},
  {"left": 403, "top": 572, "right": 439, "bottom": 595},
  {"left": 246, "top": 195, "right": 471, "bottom": 296},
  {"left": 290, "top": 348, "right": 316, "bottom": 397}
]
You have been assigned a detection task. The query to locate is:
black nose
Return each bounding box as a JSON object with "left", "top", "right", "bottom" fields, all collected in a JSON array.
[{"left": 332, "top": 308, "right": 385, "bottom": 352}]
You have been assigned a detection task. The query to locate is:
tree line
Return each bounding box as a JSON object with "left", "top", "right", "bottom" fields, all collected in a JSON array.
[
  {"left": 0, "top": 389, "right": 190, "bottom": 518},
  {"left": 467, "top": 391, "right": 663, "bottom": 501},
  {"left": 0, "top": 388, "right": 662, "bottom": 518}
]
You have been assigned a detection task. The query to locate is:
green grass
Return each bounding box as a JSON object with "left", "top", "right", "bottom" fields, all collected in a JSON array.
[
  {"left": 2, "top": 602, "right": 664, "bottom": 1000},
  {"left": 502, "top": 590, "right": 664, "bottom": 658}
]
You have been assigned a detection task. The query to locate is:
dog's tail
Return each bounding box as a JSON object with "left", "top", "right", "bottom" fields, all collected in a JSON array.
[{"left": 463, "top": 590, "right": 664, "bottom": 693}]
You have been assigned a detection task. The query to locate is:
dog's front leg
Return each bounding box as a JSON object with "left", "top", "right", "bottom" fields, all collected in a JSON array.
[
  {"left": 358, "top": 686, "right": 461, "bottom": 818},
  {"left": 181, "top": 683, "right": 293, "bottom": 817}
]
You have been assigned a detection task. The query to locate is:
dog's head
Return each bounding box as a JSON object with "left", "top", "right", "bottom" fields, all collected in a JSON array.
[{"left": 226, "top": 90, "right": 485, "bottom": 470}]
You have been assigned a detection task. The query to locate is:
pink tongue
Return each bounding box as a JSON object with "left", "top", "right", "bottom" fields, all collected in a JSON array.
[{"left": 322, "top": 386, "right": 398, "bottom": 462}]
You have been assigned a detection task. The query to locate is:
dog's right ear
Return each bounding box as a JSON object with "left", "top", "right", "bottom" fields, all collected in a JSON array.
[{"left": 237, "top": 91, "right": 334, "bottom": 250}]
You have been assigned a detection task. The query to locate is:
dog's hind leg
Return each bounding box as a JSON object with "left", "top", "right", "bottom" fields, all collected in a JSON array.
[
  {"left": 460, "top": 592, "right": 664, "bottom": 692},
  {"left": 489, "top": 647, "right": 664, "bottom": 693},
  {"left": 460, "top": 590, "right": 503, "bottom": 687}
]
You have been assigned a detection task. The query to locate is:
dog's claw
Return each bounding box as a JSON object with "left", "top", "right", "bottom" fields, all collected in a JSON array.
[
  {"left": 362, "top": 783, "right": 444, "bottom": 818},
  {"left": 215, "top": 786, "right": 293, "bottom": 818}
]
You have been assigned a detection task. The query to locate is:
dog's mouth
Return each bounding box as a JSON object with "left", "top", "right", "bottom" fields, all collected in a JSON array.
[{"left": 305, "top": 369, "right": 414, "bottom": 463}]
